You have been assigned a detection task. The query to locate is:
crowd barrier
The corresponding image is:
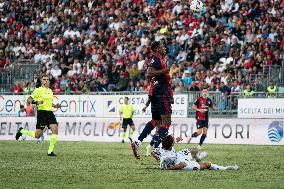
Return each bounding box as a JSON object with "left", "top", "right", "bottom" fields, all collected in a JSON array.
[{"left": 0, "top": 117, "right": 283, "bottom": 145}]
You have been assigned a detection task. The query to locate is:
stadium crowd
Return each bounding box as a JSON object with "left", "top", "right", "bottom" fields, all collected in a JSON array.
[{"left": 1, "top": 0, "right": 283, "bottom": 96}]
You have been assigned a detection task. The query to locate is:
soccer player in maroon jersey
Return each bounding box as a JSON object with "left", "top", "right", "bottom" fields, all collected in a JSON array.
[
  {"left": 188, "top": 88, "right": 215, "bottom": 149},
  {"left": 130, "top": 41, "right": 173, "bottom": 159}
]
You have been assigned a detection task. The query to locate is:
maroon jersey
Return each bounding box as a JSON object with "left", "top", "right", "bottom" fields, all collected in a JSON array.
[
  {"left": 194, "top": 96, "right": 213, "bottom": 120},
  {"left": 149, "top": 54, "right": 171, "bottom": 96}
]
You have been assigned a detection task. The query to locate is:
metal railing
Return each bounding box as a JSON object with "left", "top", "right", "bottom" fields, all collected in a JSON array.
[
  {"left": 0, "top": 59, "right": 40, "bottom": 92},
  {"left": 263, "top": 65, "right": 282, "bottom": 86}
]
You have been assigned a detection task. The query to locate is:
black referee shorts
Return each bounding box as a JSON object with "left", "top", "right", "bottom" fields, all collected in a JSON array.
[
  {"left": 36, "top": 110, "right": 58, "bottom": 130},
  {"left": 122, "top": 118, "right": 134, "bottom": 128}
]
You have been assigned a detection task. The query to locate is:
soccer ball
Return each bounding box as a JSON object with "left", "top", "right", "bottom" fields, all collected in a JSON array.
[{"left": 190, "top": 0, "right": 204, "bottom": 13}]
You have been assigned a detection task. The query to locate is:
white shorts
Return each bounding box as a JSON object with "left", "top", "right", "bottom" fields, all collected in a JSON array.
[{"left": 183, "top": 161, "right": 200, "bottom": 170}]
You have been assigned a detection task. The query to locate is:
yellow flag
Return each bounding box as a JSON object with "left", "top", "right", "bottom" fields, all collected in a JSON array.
[{"left": 108, "top": 121, "right": 121, "bottom": 129}]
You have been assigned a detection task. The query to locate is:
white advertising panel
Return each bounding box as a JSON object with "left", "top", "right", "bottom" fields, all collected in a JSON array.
[
  {"left": 0, "top": 94, "right": 188, "bottom": 118},
  {"left": 102, "top": 94, "right": 188, "bottom": 118},
  {"left": 0, "top": 95, "right": 104, "bottom": 117},
  {"left": 0, "top": 117, "right": 283, "bottom": 145},
  {"left": 238, "top": 98, "right": 284, "bottom": 118}
]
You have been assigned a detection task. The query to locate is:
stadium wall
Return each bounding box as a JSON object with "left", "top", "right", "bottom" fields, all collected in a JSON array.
[{"left": 0, "top": 117, "right": 283, "bottom": 145}]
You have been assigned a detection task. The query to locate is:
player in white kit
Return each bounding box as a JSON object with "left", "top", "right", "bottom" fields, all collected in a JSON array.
[{"left": 160, "top": 135, "right": 239, "bottom": 171}]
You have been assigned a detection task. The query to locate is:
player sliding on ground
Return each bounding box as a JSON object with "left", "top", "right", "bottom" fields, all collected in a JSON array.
[
  {"left": 160, "top": 135, "right": 239, "bottom": 171},
  {"left": 15, "top": 74, "right": 60, "bottom": 156}
]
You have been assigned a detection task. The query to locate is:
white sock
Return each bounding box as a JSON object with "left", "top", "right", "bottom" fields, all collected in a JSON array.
[
  {"left": 210, "top": 163, "right": 227, "bottom": 171},
  {"left": 136, "top": 140, "right": 142, "bottom": 147}
]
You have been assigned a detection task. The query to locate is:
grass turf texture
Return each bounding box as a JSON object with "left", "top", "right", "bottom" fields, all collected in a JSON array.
[{"left": 0, "top": 141, "right": 283, "bottom": 189}]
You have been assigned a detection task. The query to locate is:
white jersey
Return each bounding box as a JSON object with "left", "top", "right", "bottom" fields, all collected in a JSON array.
[
  {"left": 158, "top": 147, "right": 177, "bottom": 170},
  {"left": 175, "top": 149, "right": 200, "bottom": 170},
  {"left": 176, "top": 149, "right": 193, "bottom": 161},
  {"left": 160, "top": 148, "right": 201, "bottom": 171},
  {"left": 154, "top": 147, "right": 176, "bottom": 161}
]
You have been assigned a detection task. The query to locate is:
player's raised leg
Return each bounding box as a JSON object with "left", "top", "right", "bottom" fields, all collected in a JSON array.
[
  {"left": 16, "top": 127, "right": 43, "bottom": 140},
  {"left": 129, "top": 125, "right": 135, "bottom": 140},
  {"left": 130, "top": 119, "right": 159, "bottom": 159}
]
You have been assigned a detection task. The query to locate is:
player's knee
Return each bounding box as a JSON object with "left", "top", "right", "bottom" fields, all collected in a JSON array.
[
  {"left": 200, "top": 162, "right": 211, "bottom": 170},
  {"left": 192, "top": 132, "right": 199, "bottom": 137},
  {"left": 197, "top": 130, "right": 202, "bottom": 135},
  {"left": 205, "top": 163, "right": 211, "bottom": 169},
  {"left": 161, "top": 117, "right": 171, "bottom": 125},
  {"left": 50, "top": 125, "right": 58, "bottom": 134},
  {"left": 161, "top": 123, "right": 170, "bottom": 130},
  {"left": 202, "top": 130, "right": 207, "bottom": 135},
  {"left": 150, "top": 120, "right": 158, "bottom": 127},
  {"left": 35, "top": 133, "right": 41, "bottom": 139}
]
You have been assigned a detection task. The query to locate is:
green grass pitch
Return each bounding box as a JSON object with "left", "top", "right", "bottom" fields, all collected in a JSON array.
[{"left": 0, "top": 141, "right": 283, "bottom": 189}]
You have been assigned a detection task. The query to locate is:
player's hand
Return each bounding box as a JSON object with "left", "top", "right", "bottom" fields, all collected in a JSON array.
[
  {"left": 53, "top": 103, "right": 61, "bottom": 108},
  {"left": 175, "top": 136, "right": 183, "bottom": 143},
  {"left": 38, "top": 100, "right": 44, "bottom": 104},
  {"left": 190, "top": 147, "right": 199, "bottom": 154},
  {"left": 198, "top": 109, "right": 207, "bottom": 113},
  {"left": 142, "top": 107, "right": 147, "bottom": 112},
  {"left": 170, "top": 97, "right": 174, "bottom": 104}
]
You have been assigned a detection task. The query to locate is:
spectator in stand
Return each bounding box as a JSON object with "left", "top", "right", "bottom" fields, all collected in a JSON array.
[
  {"left": 18, "top": 105, "right": 27, "bottom": 117},
  {"left": 243, "top": 84, "right": 255, "bottom": 98},
  {"left": 1, "top": 0, "right": 282, "bottom": 95},
  {"left": 25, "top": 101, "right": 36, "bottom": 117},
  {"left": 189, "top": 81, "right": 200, "bottom": 92},
  {"left": 218, "top": 82, "right": 231, "bottom": 111},
  {"left": 175, "top": 80, "right": 187, "bottom": 93},
  {"left": 13, "top": 81, "right": 23, "bottom": 94},
  {"left": 182, "top": 70, "right": 193, "bottom": 88},
  {"left": 266, "top": 81, "right": 278, "bottom": 98}
]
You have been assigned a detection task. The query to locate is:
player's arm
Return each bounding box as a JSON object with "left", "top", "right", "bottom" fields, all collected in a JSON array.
[
  {"left": 142, "top": 97, "right": 151, "bottom": 112},
  {"left": 119, "top": 106, "right": 123, "bottom": 120},
  {"left": 131, "top": 105, "right": 134, "bottom": 118},
  {"left": 146, "top": 66, "right": 169, "bottom": 78},
  {"left": 167, "top": 162, "right": 186, "bottom": 170},
  {"left": 209, "top": 99, "right": 216, "bottom": 111},
  {"left": 52, "top": 103, "right": 61, "bottom": 108},
  {"left": 210, "top": 104, "right": 216, "bottom": 111},
  {"left": 192, "top": 102, "right": 206, "bottom": 113},
  {"left": 28, "top": 89, "right": 43, "bottom": 105}
]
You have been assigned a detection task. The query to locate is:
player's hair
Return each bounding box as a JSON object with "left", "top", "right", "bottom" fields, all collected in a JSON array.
[
  {"left": 41, "top": 74, "right": 49, "bottom": 78},
  {"left": 162, "top": 135, "right": 174, "bottom": 150},
  {"left": 202, "top": 85, "right": 209, "bottom": 91},
  {"left": 124, "top": 97, "right": 129, "bottom": 100}
]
